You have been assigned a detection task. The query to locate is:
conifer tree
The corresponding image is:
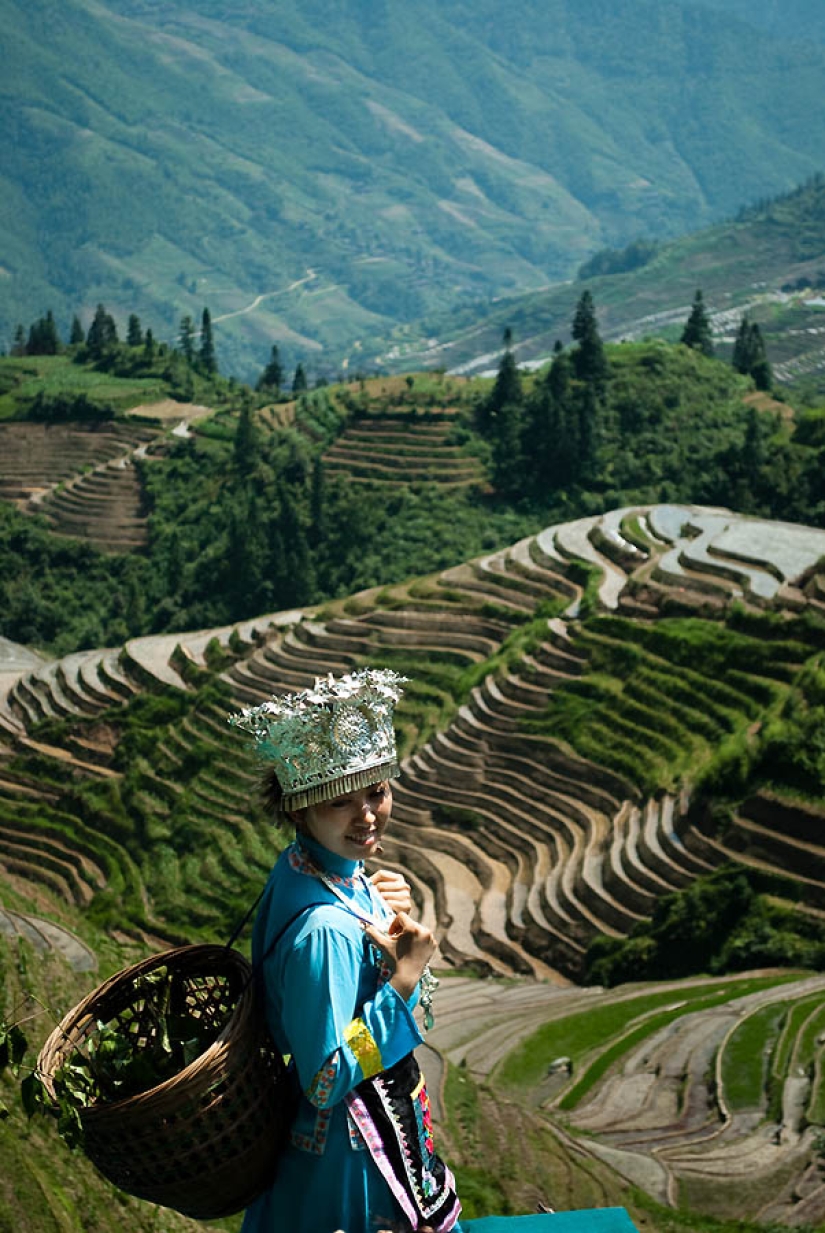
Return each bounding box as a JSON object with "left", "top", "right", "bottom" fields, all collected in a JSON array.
[
  {"left": 143, "top": 328, "right": 156, "bottom": 364},
  {"left": 681, "top": 290, "right": 714, "bottom": 357},
  {"left": 11, "top": 325, "right": 25, "bottom": 356},
  {"left": 680, "top": 292, "right": 710, "bottom": 360},
  {"left": 199, "top": 307, "right": 217, "bottom": 374},
  {"left": 732, "top": 316, "right": 772, "bottom": 390},
  {"left": 571, "top": 291, "right": 607, "bottom": 390},
  {"left": 127, "top": 314, "right": 143, "bottom": 348},
  {"left": 257, "top": 344, "right": 284, "bottom": 394},
  {"left": 69, "top": 315, "right": 84, "bottom": 345},
  {"left": 292, "top": 363, "right": 308, "bottom": 393},
  {"left": 233, "top": 398, "right": 260, "bottom": 476},
  {"left": 26, "top": 311, "right": 60, "bottom": 355},
  {"left": 179, "top": 315, "right": 195, "bottom": 363},
  {"left": 483, "top": 330, "right": 525, "bottom": 493},
  {"left": 86, "top": 304, "right": 118, "bottom": 359},
  {"left": 479, "top": 328, "right": 523, "bottom": 435}
]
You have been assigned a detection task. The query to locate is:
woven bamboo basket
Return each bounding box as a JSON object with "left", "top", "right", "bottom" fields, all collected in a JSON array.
[{"left": 36, "top": 943, "right": 295, "bottom": 1219}]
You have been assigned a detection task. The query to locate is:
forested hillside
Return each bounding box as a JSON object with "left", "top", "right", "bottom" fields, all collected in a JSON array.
[
  {"left": 2, "top": 304, "right": 824, "bottom": 653},
  {"left": 3, "top": 303, "right": 825, "bottom": 1230},
  {"left": 3, "top": 0, "right": 825, "bottom": 378}
]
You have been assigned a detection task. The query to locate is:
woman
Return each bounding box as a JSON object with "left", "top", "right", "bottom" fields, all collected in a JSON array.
[{"left": 230, "top": 669, "right": 638, "bottom": 1233}]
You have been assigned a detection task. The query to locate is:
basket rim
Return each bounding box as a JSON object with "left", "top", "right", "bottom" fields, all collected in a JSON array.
[{"left": 36, "top": 942, "right": 257, "bottom": 1116}]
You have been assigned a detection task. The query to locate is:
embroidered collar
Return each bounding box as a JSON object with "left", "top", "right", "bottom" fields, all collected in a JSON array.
[{"left": 290, "top": 834, "right": 362, "bottom": 888}]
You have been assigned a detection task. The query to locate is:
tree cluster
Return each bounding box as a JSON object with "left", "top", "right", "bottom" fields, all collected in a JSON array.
[
  {"left": 477, "top": 291, "right": 788, "bottom": 516},
  {"left": 477, "top": 293, "right": 607, "bottom": 502},
  {"left": 586, "top": 865, "right": 825, "bottom": 986}
]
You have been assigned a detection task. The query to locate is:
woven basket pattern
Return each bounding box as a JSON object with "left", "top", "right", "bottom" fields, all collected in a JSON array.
[{"left": 37, "top": 944, "right": 294, "bottom": 1219}]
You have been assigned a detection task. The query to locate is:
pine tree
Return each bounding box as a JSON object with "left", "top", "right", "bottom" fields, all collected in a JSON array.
[
  {"left": 69, "top": 315, "right": 84, "bottom": 345},
  {"left": 26, "top": 311, "right": 60, "bottom": 355},
  {"left": 732, "top": 316, "right": 772, "bottom": 390},
  {"left": 571, "top": 291, "right": 607, "bottom": 390},
  {"left": 199, "top": 307, "right": 217, "bottom": 374},
  {"left": 127, "top": 314, "right": 143, "bottom": 348},
  {"left": 143, "top": 328, "right": 156, "bottom": 364},
  {"left": 479, "top": 335, "right": 523, "bottom": 434},
  {"left": 681, "top": 290, "right": 714, "bottom": 357},
  {"left": 748, "top": 323, "right": 772, "bottom": 391},
  {"left": 257, "top": 344, "right": 284, "bottom": 393},
  {"left": 86, "top": 304, "right": 118, "bottom": 359},
  {"left": 179, "top": 315, "right": 195, "bottom": 363},
  {"left": 11, "top": 325, "right": 25, "bottom": 356},
  {"left": 481, "top": 334, "right": 525, "bottom": 493},
  {"left": 233, "top": 398, "right": 260, "bottom": 476},
  {"left": 292, "top": 363, "right": 308, "bottom": 393}
]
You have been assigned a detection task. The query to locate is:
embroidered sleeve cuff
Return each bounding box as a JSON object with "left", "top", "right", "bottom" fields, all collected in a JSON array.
[
  {"left": 307, "top": 1053, "right": 341, "bottom": 1108},
  {"left": 343, "top": 1016, "right": 384, "bottom": 1079}
]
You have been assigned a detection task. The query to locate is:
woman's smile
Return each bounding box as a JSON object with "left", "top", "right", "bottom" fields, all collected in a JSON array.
[{"left": 295, "top": 782, "right": 393, "bottom": 861}]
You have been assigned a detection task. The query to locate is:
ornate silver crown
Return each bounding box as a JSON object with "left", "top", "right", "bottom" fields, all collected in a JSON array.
[{"left": 228, "top": 668, "right": 406, "bottom": 809}]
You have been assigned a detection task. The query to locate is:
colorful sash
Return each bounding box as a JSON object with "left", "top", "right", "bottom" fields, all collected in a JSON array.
[{"left": 347, "top": 1052, "right": 461, "bottom": 1232}]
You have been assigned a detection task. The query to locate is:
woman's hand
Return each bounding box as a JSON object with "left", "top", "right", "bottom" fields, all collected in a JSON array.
[
  {"left": 370, "top": 867, "right": 413, "bottom": 915},
  {"left": 364, "top": 912, "right": 437, "bottom": 1002}
]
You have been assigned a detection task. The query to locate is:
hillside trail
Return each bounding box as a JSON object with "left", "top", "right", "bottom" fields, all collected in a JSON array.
[
  {"left": 0, "top": 905, "right": 96, "bottom": 971},
  {"left": 211, "top": 270, "right": 317, "bottom": 323}
]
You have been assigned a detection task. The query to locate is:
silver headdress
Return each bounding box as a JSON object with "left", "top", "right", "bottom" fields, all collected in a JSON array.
[{"left": 228, "top": 668, "right": 406, "bottom": 810}]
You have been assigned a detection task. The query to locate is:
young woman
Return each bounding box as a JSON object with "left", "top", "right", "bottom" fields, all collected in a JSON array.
[{"left": 230, "top": 669, "right": 638, "bottom": 1233}]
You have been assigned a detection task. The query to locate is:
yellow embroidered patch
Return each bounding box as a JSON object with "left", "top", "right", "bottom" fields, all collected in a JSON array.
[{"left": 344, "top": 1017, "right": 384, "bottom": 1079}]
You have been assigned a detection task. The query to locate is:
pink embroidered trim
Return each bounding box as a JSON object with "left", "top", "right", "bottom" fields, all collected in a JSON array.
[
  {"left": 288, "top": 843, "right": 359, "bottom": 888},
  {"left": 346, "top": 1090, "right": 417, "bottom": 1228}
]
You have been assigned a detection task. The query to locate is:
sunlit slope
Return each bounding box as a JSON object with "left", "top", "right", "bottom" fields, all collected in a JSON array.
[{"left": 2, "top": 503, "right": 824, "bottom": 980}]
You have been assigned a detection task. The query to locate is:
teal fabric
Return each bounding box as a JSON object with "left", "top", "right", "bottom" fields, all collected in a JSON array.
[
  {"left": 241, "top": 835, "right": 425, "bottom": 1233},
  {"left": 462, "top": 1210, "right": 639, "bottom": 1231},
  {"left": 240, "top": 835, "right": 641, "bottom": 1233}
]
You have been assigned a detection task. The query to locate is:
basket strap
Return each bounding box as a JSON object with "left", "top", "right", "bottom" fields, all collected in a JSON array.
[{"left": 223, "top": 886, "right": 266, "bottom": 953}]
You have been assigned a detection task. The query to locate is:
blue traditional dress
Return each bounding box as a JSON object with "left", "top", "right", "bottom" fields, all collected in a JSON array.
[{"left": 241, "top": 833, "right": 637, "bottom": 1233}]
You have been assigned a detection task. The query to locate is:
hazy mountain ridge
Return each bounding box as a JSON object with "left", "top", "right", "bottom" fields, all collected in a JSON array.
[
  {"left": 3, "top": 0, "right": 825, "bottom": 378},
  {"left": 389, "top": 174, "right": 825, "bottom": 383}
]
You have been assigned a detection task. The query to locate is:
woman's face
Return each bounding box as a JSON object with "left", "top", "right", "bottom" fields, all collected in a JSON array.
[{"left": 295, "top": 781, "right": 393, "bottom": 861}]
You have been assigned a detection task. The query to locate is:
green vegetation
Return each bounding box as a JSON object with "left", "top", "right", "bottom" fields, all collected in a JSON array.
[
  {"left": 6, "top": 2, "right": 825, "bottom": 378},
  {"left": 3, "top": 302, "right": 825, "bottom": 657},
  {"left": 721, "top": 1001, "right": 786, "bottom": 1110},
  {"left": 585, "top": 867, "right": 825, "bottom": 987},
  {"left": 518, "top": 614, "right": 815, "bottom": 797},
  {"left": 477, "top": 312, "right": 825, "bottom": 526},
  {"left": 494, "top": 973, "right": 797, "bottom": 1097}
]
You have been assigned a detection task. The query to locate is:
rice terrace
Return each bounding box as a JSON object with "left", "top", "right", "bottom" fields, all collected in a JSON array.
[{"left": 2, "top": 379, "right": 825, "bottom": 1229}]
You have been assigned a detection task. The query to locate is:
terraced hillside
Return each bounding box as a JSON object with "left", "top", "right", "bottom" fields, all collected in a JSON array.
[
  {"left": 1, "top": 502, "right": 824, "bottom": 968},
  {"left": 429, "top": 967, "right": 825, "bottom": 1226},
  {"left": 321, "top": 411, "right": 486, "bottom": 489},
  {"left": 2, "top": 502, "right": 825, "bottom": 1228},
  {"left": 0, "top": 419, "right": 164, "bottom": 552}
]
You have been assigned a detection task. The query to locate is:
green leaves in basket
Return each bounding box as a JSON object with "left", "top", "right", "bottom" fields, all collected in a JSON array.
[{"left": 38, "top": 968, "right": 227, "bottom": 1150}]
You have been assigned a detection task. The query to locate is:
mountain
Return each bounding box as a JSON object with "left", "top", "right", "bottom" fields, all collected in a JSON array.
[
  {"left": 3, "top": 0, "right": 825, "bottom": 379},
  {"left": 690, "top": 0, "right": 825, "bottom": 42},
  {"left": 389, "top": 174, "right": 825, "bottom": 386}
]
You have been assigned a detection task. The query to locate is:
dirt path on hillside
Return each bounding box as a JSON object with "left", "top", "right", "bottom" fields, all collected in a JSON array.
[
  {"left": 0, "top": 907, "right": 97, "bottom": 971},
  {"left": 127, "top": 399, "right": 214, "bottom": 423}
]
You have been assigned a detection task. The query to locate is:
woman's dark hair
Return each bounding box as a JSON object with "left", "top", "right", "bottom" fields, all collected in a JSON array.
[{"left": 261, "top": 766, "right": 289, "bottom": 826}]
